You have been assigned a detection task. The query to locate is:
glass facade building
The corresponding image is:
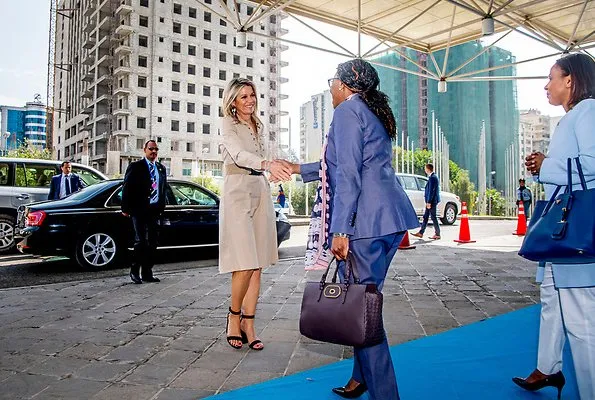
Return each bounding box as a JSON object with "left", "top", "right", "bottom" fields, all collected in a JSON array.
[
  {"left": 0, "top": 102, "right": 47, "bottom": 152},
  {"left": 374, "top": 42, "right": 519, "bottom": 190}
]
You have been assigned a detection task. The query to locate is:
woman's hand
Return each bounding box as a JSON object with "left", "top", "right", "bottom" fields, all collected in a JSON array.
[
  {"left": 268, "top": 160, "right": 298, "bottom": 182},
  {"left": 331, "top": 236, "right": 349, "bottom": 260},
  {"left": 525, "top": 152, "right": 545, "bottom": 175}
]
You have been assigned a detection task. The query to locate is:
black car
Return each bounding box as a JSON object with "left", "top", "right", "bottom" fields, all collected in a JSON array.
[{"left": 17, "top": 179, "right": 291, "bottom": 270}]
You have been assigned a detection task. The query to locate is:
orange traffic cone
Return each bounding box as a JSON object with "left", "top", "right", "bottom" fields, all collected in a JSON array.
[
  {"left": 513, "top": 202, "right": 527, "bottom": 236},
  {"left": 399, "top": 231, "right": 416, "bottom": 250},
  {"left": 454, "top": 202, "right": 476, "bottom": 243}
]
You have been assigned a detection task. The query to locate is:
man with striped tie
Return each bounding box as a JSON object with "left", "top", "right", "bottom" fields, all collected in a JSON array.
[{"left": 121, "top": 140, "right": 167, "bottom": 284}]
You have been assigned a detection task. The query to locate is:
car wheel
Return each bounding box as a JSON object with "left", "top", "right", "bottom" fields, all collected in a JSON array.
[
  {"left": 0, "top": 214, "right": 16, "bottom": 254},
  {"left": 75, "top": 231, "right": 120, "bottom": 270},
  {"left": 441, "top": 203, "right": 458, "bottom": 225}
]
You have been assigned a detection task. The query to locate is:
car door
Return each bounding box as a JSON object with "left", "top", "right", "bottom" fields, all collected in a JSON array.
[
  {"left": 10, "top": 162, "right": 58, "bottom": 208},
  {"left": 399, "top": 175, "right": 424, "bottom": 215},
  {"left": 165, "top": 181, "right": 219, "bottom": 247}
]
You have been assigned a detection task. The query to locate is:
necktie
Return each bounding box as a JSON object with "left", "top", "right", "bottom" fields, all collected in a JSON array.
[
  {"left": 149, "top": 163, "right": 158, "bottom": 203},
  {"left": 65, "top": 175, "right": 71, "bottom": 196}
]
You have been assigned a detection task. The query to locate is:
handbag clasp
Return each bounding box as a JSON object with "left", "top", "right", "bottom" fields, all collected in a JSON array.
[{"left": 323, "top": 284, "right": 342, "bottom": 299}]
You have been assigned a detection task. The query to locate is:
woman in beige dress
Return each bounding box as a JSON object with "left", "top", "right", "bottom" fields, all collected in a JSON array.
[{"left": 219, "top": 78, "right": 289, "bottom": 350}]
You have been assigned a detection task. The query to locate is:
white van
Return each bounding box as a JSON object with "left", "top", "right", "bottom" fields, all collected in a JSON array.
[
  {"left": 396, "top": 173, "right": 461, "bottom": 225},
  {"left": 0, "top": 158, "right": 108, "bottom": 253}
]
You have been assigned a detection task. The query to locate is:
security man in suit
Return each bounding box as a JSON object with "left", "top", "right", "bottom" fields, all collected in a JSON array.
[
  {"left": 48, "top": 161, "right": 85, "bottom": 200},
  {"left": 412, "top": 163, "right": 441, "bottom": 240},
  {"left": 121, "top": 140, "right": 167, "bottom": 284}
]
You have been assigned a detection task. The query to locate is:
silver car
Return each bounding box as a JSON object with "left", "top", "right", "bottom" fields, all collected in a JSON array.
[
  {"left": 396, "top": 173, "right": 461, "bottom": 225},
  {"left": 0, "top": 158, "right": 107, "bottom": 253}
]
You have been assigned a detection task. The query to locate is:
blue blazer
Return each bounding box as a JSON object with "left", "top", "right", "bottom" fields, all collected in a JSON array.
[
  {"left": 425, "top": 172, "right": 440, "bottom": 204},
  {"left": 301, "top": 94, "right": 418, "bottom": 240},
  {"left": 48, "top": 174, "right": 84, "bottom": 200},
  {"left": 537, "top": 99, "right": 595, "bottom": 288}
]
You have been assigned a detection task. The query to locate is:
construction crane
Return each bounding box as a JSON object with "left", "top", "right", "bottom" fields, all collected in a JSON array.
[{"left": 46, "top": 0, "right": 75, "bottom": 151}]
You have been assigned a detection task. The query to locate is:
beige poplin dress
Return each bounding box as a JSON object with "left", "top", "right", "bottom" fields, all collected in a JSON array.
[{"left": 218, "top": 115, "right": 278, "bottom": 273}]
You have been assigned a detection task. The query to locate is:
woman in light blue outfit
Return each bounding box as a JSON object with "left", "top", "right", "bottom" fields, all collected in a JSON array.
[{"left": 512, "top": 53, "right": 595, "bottom": 400}]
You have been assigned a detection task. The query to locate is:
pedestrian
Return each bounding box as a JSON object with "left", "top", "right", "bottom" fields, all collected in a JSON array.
[
  {"left": 277, "top": 184, "right": 286, "bottom": 208},
  {"left": 48, "top": 161, "right": 84, "bottom": 200},
  {"left": 121, "top": 140, "right": 167, "bottom": 284},
  {"left": 412, "top": 163, "right": 441, "bottom": 240},
  {"left": 272, "top": 59, "right": 418, "bottom": 400},
  {"left": 512, "top": 53, "right": 595, "bottom": 400},
  {"left": 219, "top": 78, "right": 291, "bottom": 351},
  {"left": 516, "top": 178, "right": 532, "bottom": 220}
]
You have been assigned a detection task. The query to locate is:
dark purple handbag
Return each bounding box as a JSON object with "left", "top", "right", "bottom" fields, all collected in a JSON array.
[{"left": 299, "top": 256, "right": 385, "bottom": 347}]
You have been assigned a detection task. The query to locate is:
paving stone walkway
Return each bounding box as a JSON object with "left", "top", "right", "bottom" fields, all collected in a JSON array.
[{"left": 0, "top": 246, "right": 538, "bottom": 399}]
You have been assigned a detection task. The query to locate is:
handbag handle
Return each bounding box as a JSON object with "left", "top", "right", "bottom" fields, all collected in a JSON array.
[
  {"left": 574, "top": 157, "right": 588, "bottom": 190},
  {"left": 319, "top": 254, "right": 360, "bottom": 286},
  {"left": 564, "top": 157, "right": 588, "bottom": 192}
]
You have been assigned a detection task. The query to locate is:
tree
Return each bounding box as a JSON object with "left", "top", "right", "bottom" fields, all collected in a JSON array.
[
  {"left": 191, "top": 175, "right": 221, "bottom": 195},
  {"left": 450, "top": 169, "right": 478, "bottom": 214},
  {"left": 448, "top": 160, "right": 462, "bottom": 184},
  {"left": 7, "top": 140, "right": 52, "bottom": 160},
  {"left": 291, "top": 182, "right": 317, "bottom": 215},
  {"left": 485, "top": 188, "right": 506, "bottom": 216}
]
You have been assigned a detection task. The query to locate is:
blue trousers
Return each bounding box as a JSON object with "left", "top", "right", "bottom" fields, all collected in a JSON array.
[
  {"left": 338, "top": 231, "right": 405, "bottom": 400},
  {"left": 419, "top": 203, "right": 440, "bottom": 235}
]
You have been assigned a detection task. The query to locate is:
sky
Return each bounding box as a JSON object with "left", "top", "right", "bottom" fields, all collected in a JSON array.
[{"left": 0, "top": 0, "right": 567, "bottom": 152}]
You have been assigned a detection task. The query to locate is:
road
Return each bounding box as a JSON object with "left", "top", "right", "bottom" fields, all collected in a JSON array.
[{"left": 0, "top": 220, "right": 523, "bottom": 289}]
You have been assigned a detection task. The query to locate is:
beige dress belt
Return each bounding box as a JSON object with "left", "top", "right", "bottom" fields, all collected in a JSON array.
[{"left": 225, "top": 163, "right": 263, "bottom": 176}]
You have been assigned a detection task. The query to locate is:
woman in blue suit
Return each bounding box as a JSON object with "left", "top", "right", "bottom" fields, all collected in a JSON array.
[
  {"left": 278, "top": 59, "right": 418, "bottom": 399},
  {"left": 513, "top": 53, "right": 595, "bottom": 400}
]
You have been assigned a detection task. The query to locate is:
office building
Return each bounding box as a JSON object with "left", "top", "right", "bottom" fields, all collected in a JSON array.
[
  {"left": 374, "top": 42, "right": 519, "bottom": 190},
  {"left": 52, "top": 0, "right": 288, "bottom": 177},
  {"left": 299, "top": 89, "right": 333, "bottom": 162},
  {"left": 0, "top": 101, "right": 47, "bottom": 153}
]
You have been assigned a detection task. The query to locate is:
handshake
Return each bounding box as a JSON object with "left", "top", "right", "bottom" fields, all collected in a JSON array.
[{"left": 266, "top": 159, "right": 298, "bottom": 183}]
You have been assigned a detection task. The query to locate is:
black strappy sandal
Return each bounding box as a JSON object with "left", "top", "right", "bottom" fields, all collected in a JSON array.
[
  {"left": 240, "top": 314, "right": 264, "bottom": 350},
  {"left": 226, "top": 307, "right": 243, "bottom": 349}
]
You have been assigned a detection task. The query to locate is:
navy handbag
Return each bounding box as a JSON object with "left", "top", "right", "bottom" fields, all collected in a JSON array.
[{"left": 518, "top": 158, "right": 595, "bottom": 264}]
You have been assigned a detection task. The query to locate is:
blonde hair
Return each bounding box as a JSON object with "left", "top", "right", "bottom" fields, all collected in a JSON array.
[{"left": 222, "top": 78, "right": 259, "bottom": 120}]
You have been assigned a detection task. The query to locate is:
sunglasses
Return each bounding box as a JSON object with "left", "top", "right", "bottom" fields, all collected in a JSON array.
[{"left": 147, "top": 147, "right": 159, "bottom": 151}]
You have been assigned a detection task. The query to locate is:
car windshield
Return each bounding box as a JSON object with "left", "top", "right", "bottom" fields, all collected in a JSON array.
[{"left": 64, "top": 180, "right": 120, "bottom": 202}]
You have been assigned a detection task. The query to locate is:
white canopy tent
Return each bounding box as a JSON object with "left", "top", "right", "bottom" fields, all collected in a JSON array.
[{"left": 197, "top": 0, "right": 595, "bottom": 88}]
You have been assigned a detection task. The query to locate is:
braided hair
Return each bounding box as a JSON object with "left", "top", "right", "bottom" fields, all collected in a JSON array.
[{"left": 336, "top": 59, "right": 396, "bottom": 139}]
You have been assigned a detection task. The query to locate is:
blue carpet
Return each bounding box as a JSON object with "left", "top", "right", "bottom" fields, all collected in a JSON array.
[{"left": 205, "top": 305, "right": 579, "bottom": 399}]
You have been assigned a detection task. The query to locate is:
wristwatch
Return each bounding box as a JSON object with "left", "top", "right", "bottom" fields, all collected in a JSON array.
[{"left": 333, "top": 233, "right": 349, "bottom": 238}]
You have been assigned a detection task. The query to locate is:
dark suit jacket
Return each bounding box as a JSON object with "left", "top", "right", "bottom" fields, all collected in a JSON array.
[
  {"left": 48, "top": 174, "right": 84, "bottom": 200},
  {"left": 121, "top": 159, "right": 167, "bottom": 216},
  {"left": 424, "top": 172, "right": 440, "bottom": 204}
]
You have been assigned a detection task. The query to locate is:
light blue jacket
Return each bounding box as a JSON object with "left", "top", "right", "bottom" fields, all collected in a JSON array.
[
  {"left": 537, "top": 98, "right": 595, "bottom": 288},
  {"left": 300, "top": 94, "right": 418, "bottom": 241}
]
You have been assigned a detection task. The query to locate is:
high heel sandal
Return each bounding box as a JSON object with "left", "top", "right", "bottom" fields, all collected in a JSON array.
[
  {"left": 225, "top": 307, "right": 243, "bottom": 349},
  {"left": 240, "top": 314, "right": 264, "bottom": 350},
  {"left": 512, "top": 370, "right": 565, "bottom": 400}
]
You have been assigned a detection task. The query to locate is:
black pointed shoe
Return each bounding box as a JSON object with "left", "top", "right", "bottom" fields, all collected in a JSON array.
[
  {"left": 130, "top": 272, "right": 142, "bottom": 284},
  {"left": 332, "top": 382, "right": 368, "bottom": 399},
  {"left": 512, "top": 371, "right": 565, "bottom": 400},
  {"left": 142, "top": 275, "right": 160, "bottom": 283}
]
